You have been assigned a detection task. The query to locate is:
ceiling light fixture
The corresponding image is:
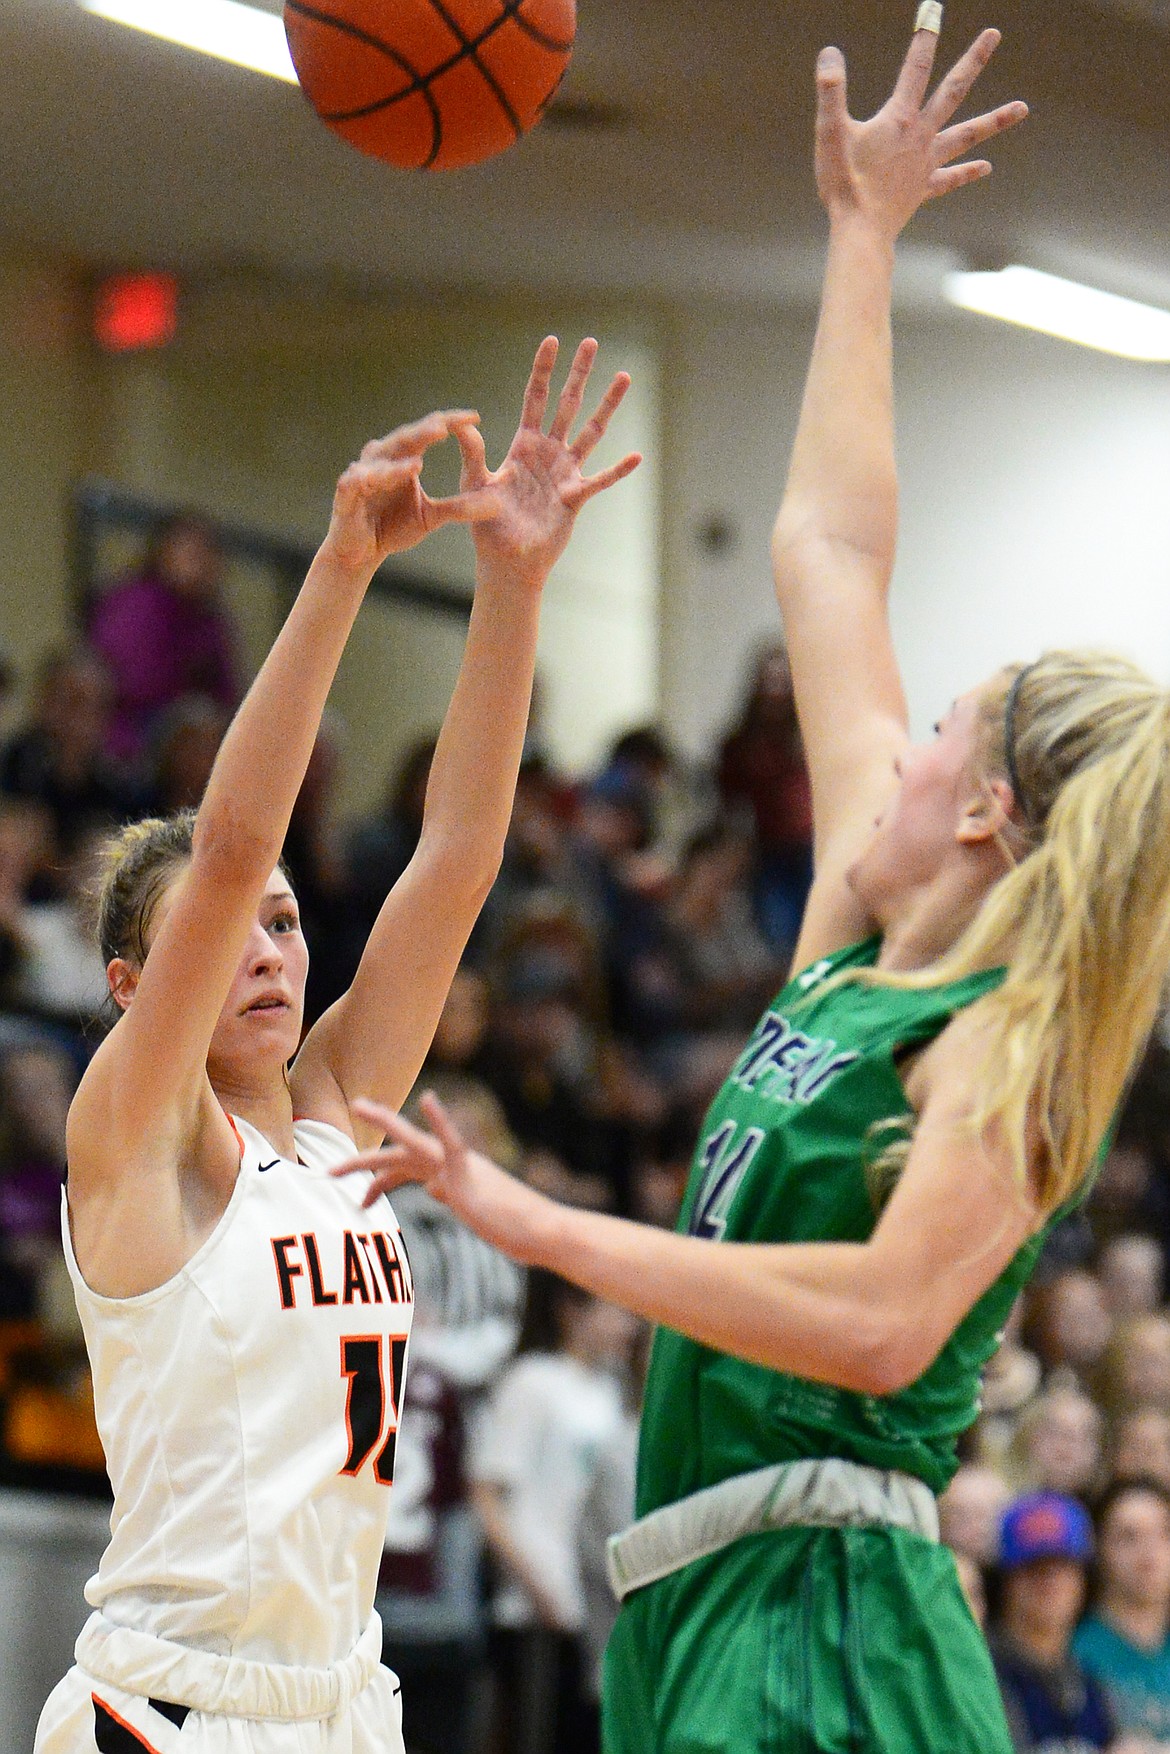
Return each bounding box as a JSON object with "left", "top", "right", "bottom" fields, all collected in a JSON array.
[
  {"left": 79, "top": 0, "right": 298, "bottom": 83},
  {"left": 944, "top": 265, "right": 1170, "bottom": 362}
]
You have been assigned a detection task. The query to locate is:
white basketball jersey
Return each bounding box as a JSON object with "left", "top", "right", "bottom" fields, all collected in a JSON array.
[{"left": 62, "top": 1115, "right": 414, "bottom": 1670}]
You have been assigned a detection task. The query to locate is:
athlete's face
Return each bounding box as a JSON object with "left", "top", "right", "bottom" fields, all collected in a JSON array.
[
  {"left": 211, "top": 872, "right": 308, "bottom": 1080},
  {"left": 137, "top": 866, "right": 309, "bottom": 1080},
  {"left": 848, "top": 687, "right": 1008, "bottom": 921}
]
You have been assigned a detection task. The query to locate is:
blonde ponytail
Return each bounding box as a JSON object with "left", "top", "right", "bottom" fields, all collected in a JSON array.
[{"left": 871, "top": 653, "right": 1170, "bottom": 1214}]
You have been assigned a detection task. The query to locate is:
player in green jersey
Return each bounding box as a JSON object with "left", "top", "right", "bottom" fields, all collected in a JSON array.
[{"left": 339, "top": 12, "right": 1170, "bottom": 1752}]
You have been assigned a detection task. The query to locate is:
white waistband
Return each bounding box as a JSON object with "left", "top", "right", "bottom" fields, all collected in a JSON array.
[
  {"left": 74, "top": 1611, "right": 384, "bottom": 1722},
  {"left": 607, "top": 1457, "right": 939, "bottom": 1603}
]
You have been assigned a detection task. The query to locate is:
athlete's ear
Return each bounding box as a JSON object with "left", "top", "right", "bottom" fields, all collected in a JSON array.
[
  {"left": 107, "top": 958, "right": 140, "bottom": 1013},
  {"left": 956, "top": 776, "right": 1014, "bottom": 847}
]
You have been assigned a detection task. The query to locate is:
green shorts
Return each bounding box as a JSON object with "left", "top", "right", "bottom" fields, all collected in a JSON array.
[{"left": 602, "top": 1523, "right": 1011, "bottom": 1754}]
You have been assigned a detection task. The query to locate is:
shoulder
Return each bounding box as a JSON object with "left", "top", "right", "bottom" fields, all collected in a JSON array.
[{"left": 292, "top": 1116, "right": 357, "bottom": 1170}]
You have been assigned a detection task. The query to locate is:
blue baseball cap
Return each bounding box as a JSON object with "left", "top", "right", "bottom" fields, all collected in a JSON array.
[{"left": 1000, "top": 1492, "right": 1094, "bottom": 1569}]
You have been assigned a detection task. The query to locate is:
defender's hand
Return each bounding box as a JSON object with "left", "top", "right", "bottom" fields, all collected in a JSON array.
[
  {"left": 331, "top": 1093, "right": 551, "bottom": 1265},
  {"left": 815, "top": 18, "right": 1027, "bottom": 238}
]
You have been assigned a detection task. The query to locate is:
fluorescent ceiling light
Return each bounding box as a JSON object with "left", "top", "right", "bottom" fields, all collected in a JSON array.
[
  {"left": 79, "top": 0, "right": 298, "bottom": 83},
  {"left": 944, "top": 265, "right": 1170, "bottom": 362}
]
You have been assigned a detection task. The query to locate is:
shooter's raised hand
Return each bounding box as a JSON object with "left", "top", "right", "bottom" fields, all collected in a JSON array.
[
  {"left": 324, "top": 410, "right": 501, "bottom": 576},
  {"left": 814, "top": 12, "right": 1028, "bottom": 238},
  {"left": 454, "top": 336, "right": 642, "bottom": 590}
]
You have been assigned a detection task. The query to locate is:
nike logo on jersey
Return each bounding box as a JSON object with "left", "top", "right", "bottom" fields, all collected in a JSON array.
[
  {"left": 730, "top": 1010, "right": 859, "bottom": 1104},
  {"left": 271, "top": 1229, "right": 414, "bottom": 1310},
  {"left": 258, "top": 1159, "right": 280, "bottom": 1173}
]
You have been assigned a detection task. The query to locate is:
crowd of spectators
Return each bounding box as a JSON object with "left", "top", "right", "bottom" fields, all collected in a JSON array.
[{"left": 5, "top": 510, "right": 1170, "bottom": 1753}]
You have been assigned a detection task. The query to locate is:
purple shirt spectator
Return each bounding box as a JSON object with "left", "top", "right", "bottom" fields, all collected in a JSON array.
[{"left": 87, "top": 512, "right": 240, "bottom": 765}]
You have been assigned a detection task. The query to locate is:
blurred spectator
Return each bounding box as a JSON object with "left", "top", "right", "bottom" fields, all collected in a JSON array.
[
  {"left": 0, "top": 648, "right": 137, "bottom": 865},
  {"left": 1090, "top": 1106, "right": 1170, "bottom": 1255},
  {"left": 481, "top": 903, "right": 653, "bottom": 1208},
  {"left": 142, "top": 695, "right": 231, "bottom": 815},
  {"left": 378, "top": 1361, "right": 480, "bottom": 1754},
  {"left": 346, "top": 736, "right": 435, "bottom": 923},
  {"left": 378, "top": 1071, "right": 528, "bottom": 1753},
  {"left": 979, "top": 1300, "right": 1043, "bottom": 1473},
  {"left": 1009, "top": 1385, "right": 1104, "bottom": 1500},
  {"left": 1112, "top": 1413, "right": 1170, "bottom": 1495},
  {"left": 1026, "top": 1269, "right": 1114, "bottom": 1383},
  {"left": 954, "top": 1549, "right": 988, "bottom": 1628},
  {"left": 0, "top": 799, "right": 52, "bottom": 991},
  {"left": 940, "top": 1463, "right": 1013, "bottom": 1567},
  {"left": 717, "top": 642, "right": 813, "bottom": 952},
  {"left": 88, "top": 510, "right": 240, "bottom": 766},
  {"left": 576, "top": 1322, "right": 649, "bottom": 1749},
  {"left": 1098, "top": 1318, "right": 1170, "bottom": 1424},
  {"left": 1100, "top": 1237, "right": 1165, "bottom": 1324},
  {"left": 11, "top": 826, "right": 110, "bottom": 1034},
  {"left": 470, "top": 1276, "right": 637, "bottom": 1754},
  {"left": 0, "top": 1020, "right": 74, "bottom": 1321},
  {"left": 281, "top": 718, "right": 350, "bottom": 1025},
  {"left": 990, "top": 1492, "right": 1116, "bottom": 1752},
  {"left": 426, "top": 967, "right": 491, "bottom": 1080},
  {"left": 1075, "top": 1479, "right": 1170, "bottom": 1744},
  {"left": 667, "top": 818, "right": 782, "bottom": 1031}
]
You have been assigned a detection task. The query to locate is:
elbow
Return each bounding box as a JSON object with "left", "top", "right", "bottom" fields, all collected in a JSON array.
[
  {"left": 418, "top": 831, "right": 501, "bottom": 911},
  {"left": 845, "top": 1307, "right": 939, "bottom": 1398}
]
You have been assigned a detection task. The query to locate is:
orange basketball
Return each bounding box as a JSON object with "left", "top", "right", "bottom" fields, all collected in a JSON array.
[{"left": 284, "top": 0, "right": 576, "bottom": 171}]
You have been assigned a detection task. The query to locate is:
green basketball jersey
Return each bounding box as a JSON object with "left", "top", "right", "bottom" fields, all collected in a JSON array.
[{"left": 637, "top": 936, "right": 1056, "bottom": 1516}]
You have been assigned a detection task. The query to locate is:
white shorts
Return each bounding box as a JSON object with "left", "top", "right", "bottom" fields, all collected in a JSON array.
[{"left": 34, "top": 1664, "right": 406, "bottom": 1754}]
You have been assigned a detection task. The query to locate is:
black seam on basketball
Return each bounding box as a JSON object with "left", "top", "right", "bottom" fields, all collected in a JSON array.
[
  {"left": 511, "top": 7, "right": 575, "bottom": 54},
  {"left": 534, "top": 61, "right": 568, "bottom": 117},
  {"left": 284, "top": 0, "right": 441, "bottom": 164},
  {"left": 421, "top": 0, "right": 522, "bottom": 138},
  {"left": 290, "top": 0, "right": 566, "bottom": 145}
]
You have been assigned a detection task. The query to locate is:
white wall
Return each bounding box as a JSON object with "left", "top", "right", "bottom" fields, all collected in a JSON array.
[
  {"left": 87, "top": 282, "right": 660, "bottom": 800},
  {"left": 659, "top": 301, "right": 1170, "bottom": 761},
  {"left": 0, "top": 249, "right": 660, "bottom": 811}
]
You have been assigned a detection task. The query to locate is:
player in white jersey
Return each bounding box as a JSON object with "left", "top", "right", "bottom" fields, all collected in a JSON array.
[{"left": 35, "top": 337, "right": 640, "bottom": 1754}]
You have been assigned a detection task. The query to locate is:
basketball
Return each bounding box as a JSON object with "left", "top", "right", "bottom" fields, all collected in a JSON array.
[{"left": 283, "top": 0, "right": 576, "bottom": 171}]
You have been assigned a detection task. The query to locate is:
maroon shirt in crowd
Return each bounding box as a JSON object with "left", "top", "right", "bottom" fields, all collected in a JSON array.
[{"left": 89, "top": 573, "right": 240, "bottom": 765}]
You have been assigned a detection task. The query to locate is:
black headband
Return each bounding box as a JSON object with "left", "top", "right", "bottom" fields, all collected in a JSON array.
[{"left": 1003, "top": 662, "right": 1037, "bottom": 824}]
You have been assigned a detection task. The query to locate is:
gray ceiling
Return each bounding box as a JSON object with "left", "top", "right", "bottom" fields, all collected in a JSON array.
[{"left": 3, "top": 0, "right": 1170, "bottom": 310}]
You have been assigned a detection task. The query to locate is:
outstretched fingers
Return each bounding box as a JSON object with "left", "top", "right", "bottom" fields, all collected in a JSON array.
[
  {"left": 935, "top": 99, "right": 1028, "bottom": 167},
  {"left": 892, "top": 19, "right": 942, "bottom": 111},
  {"left": 568, "top": 451, "right": 643, "bottom": 510},
  {"left": 924, "top": 28, "right": 1003, "bottom": 130},
  {"left": 417, "top": 1091, "right": 467, "bottom": 1158},
  {"left": 814, "top": 44, "right": 849, "bottom": 142},
  {"left": 569, "top": 370, "right": 632, "bottom": 464},
  {"left": 548, "top": 337, "right": 600, "bottom": 442},
  {"left": 519, "top": 336, "right": 560, "bottom": 432},
  {"left": 926, "top": 159, "right": 991, "bottom": 200}
]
